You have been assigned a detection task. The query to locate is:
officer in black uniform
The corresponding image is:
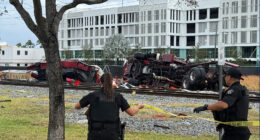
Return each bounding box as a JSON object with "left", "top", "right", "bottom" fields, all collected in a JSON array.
[
  {"left": 193, "top": 67, "right": 251, "bottom": 140},
  {"left": 75, "top": 72, "right": 144, "bottom": 140}
]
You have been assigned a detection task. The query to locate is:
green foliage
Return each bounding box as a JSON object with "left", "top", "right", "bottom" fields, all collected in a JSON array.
[
  {"left": 128, "top": 44, "right": 142, "bottom": 56},
  {"left": 25, "top": 40, "right": 35, "bottom": 48},
  {"left": 103, "top": 34, "right": 131, "bottom": 59},
  {"left": 16, "top": 43, "right": 22, "bottom": 48},
  {"left": 82, "top": 44, "right": 93, "bottom": 61}
]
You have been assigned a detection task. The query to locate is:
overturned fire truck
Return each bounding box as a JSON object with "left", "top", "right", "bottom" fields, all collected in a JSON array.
[
  {"left": 123, "top": 53, "right": 239, "bottom": 91},
  {"left": 27, "top": 61, "right": 103, "bottom": 83}
]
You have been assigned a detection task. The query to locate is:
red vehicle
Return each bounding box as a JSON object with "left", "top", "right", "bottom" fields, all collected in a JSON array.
[
  {"left": 27, "top": 60, "right": 103, "bottom": 83},
  {"left": 123, "top": 53, "right": 239, "bottom": 90}
]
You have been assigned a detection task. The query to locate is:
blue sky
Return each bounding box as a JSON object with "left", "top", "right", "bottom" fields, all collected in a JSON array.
[{"left": 0, "top": 0, "right": 138, "bottom": 46}]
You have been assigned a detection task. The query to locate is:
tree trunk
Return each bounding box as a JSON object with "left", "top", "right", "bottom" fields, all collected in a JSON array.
[{"left": 44, "top": 38, "right": 65, "bottom": 140}]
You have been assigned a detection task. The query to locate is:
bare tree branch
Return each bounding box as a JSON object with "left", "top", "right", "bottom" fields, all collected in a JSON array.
[
  {"left": 57, "top": 0, "right": 108, "bottom": 20},
  {"left": 9, "top": 0, "right": 39, "bottom": 36},
  {"left": 33, "top": 0, "right": 46, "bottom": 31}
]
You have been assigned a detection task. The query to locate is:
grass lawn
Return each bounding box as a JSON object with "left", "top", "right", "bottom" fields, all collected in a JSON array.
[{"left": 0, "top": 93, "right": 259, "bottom": 140}]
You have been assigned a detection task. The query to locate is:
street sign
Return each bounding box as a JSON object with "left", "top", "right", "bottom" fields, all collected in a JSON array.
[{"left": 218, "top": 46, "right": 225, "bottom": 65}]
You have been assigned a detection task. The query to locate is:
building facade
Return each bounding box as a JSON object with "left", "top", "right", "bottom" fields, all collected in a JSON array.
[
  {"left": 58, "top": 0, "right": 259, "bottom": 62},
  {"left": 0, "top": 43, "right": 45, "bottom": 66}
]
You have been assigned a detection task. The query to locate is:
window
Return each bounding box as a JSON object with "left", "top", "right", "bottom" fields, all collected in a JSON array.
[
  {"left": 222, "top": 3, "right": 225, "bottom": 14},
  {"left": 209, "top": 35, "right": 218, "bottom": 45},
  {"left": 161, "top": 22, "right": 166, "bottom": 33},
  {"left": 222, "top": 32, "right": 228, "bottom": 43},
  {"left": 241, "top": 16, "right": 247, "bottom": 28},
  {"left": 75, "top": 50, "right": 84, "bottom": 58},
  {"left": 100, "top": 39, "right": 104, "bottom": 45},
  {"left": 170, "top": 49, "right": 179, "bottom": 57},
  {"left": 25, "top": 51, "right": 28, "bottom": 55},
  {"left": 242, "top": 47, "right": 256, "bottom": 58},
  {"left": 250, "top": 31, "right": 257, "bottom": 43},
  {"left": 198, "top": 22, "right": 207, "bottom": 33},
  {"left": 225, "top": 47, "right": 237, "bottom": 58},
  {"left": 141, "top": 24, "right": 145, "bottom": 34},
  {"left": 154, "top": 10, "right": 159, "bottom": 20},
  {"left": 154, "top": 36, "right": 159, "bottom": 46},
  {"left": 161, "top": 35, "right": 166, "bottom": 46},
  {"left": 222, "top": 17, "right": 228, "bottom": 29},
  {"left": 106, "top": 27, "right": 109, "bottom": 36},
  {"left": 90, "top": 28, "right": 93, "bottom": 36},
  {"left": 226, "top": 2, "right": 229, "bottom": 14},
  {"left": 250, "top": 15, "right": 257, "bottom": 27},
  {"left": 210, "top": 8, "right": 218, "bottom": 19},
  {"left": 154, "top": 23, "right": 159, "bottom": 33},
  {"left": 250, "top": 0, "right": 258, "bottom": 12},
  {"left": 2, "top": 50, "right": 4, "bottom": 55},
  {"left": 209, "top": 22, "right": 218, "bottom": 32},
  {"left": 94, "top": 50, "right": 103, "bottom": 58},
  {"left": 242, "top": 0, "right": 247, "bottom": 13},
  {"left": 17, "top": 50, "right": 20, "bottom": 55},
  {"left": 100, "top": 27, "right": 104, "bottom": 36},
  {"left": 17, "top": 64, "right": 20, "bottom": 67},
  {"left": 95, "top": 28, "right": 99, "bottom": 36},
  {"left": 231, "top": 17, "right": 238, "bottom": 28},
  {"left": 231, "top": 32, "right": 237, "bottom": 44},
  {"left": 148, "top": 11, "right": 152, "bottom": 21},
  {"left": 241, "top": 31, "right": 247, "bottom": 43},
  {"left": 187, "top": 36, "right": 195, "bottom": 46},
  {"left": 141, "top": 37, "right": 146, "bottom": 47},
  {"left": 187, "top": 23, "right": 195, "bottom": 33},
  {"left": 25, "top": 64, "right": 28, "bottom": 66},
  {"left": 170, "top": 36, "right": 174, "bottom": 46},
  {"left": 176, "top": 36, "right": 180, "bottom": 46},
  {"left": 95, "top": 39, "right": 99, "bottom": 45},
  {"left": 148, "top": 23, "right": 152, "bottom": 33},
  {"left": 85, "top": 29, "right": 88, "bottom": 37},
  {"left": 135, "top": 24, "right": 139, "bottom": 34},
  {"left": 148, "top": 36, "right": 152, "bottom": 46},
  {"left": 199, "top": 9, "right": 207, "bottom": 20},
  {"left": 135, "top": 37, "right": 139, "bottom": 45},
  {"left": 198, "top": 35, "right": 207, "bottom": 46},
  {"left": 232, "top": 1, "right": 238, "bottom": 13}
]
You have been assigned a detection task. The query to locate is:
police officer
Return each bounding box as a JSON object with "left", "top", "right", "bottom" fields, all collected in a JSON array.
[
  {"left": 193, "top": 68, "right": 250, "bottom": 140},
  {"left": 75, "top": 72, "right": 144, "bottom": 140}
]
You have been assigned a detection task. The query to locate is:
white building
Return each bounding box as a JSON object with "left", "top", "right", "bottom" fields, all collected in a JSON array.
[
  {"left": 0, "top": 43, "right": 45, "bottom": 66},
  {"left": 58, "top": 0, "right": 259, "bottom": 62}
]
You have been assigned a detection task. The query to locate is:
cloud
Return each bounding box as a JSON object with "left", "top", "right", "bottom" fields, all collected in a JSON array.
[{"left": 0, "top": 0, "right": 138, "bottom": 46}]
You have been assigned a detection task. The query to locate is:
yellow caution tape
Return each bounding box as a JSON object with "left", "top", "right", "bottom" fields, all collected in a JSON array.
[{"left": 131, "top": 103, "right": 260, "bottom": 127}]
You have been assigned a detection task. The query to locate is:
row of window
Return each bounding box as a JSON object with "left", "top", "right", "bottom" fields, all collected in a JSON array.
[
  {"left": 60, "top": 46, "right": 257, "bottom": 59},
  {"left": 186, "top": 8, "right": 219, "bottom": 21},
  {"left": 222, "top": 31, "right": 258, "bottom": 44},
  {"left": 222, "top": 15, "right": 258, "bottom": 29},
  {"left": 1, "top": 50, "right": 28, "bottom": 56},
  {"left": 222, "top": 0, "right": 258, "bottom": 15},
  {"left": 65, "top": 21, "right": 222, "bottom": 39}
]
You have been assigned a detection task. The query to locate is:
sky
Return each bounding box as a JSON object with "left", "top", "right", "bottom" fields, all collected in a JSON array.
[{"left": 0, "top": 0, "right": 138, "bottom": 46}]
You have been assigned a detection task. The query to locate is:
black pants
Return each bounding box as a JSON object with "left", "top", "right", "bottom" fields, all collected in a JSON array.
[
  {"left": 88, "top": 130, "right": 119, "bottom": 140},
  {"left": 222, "top": 133, "right": 250, "bottom": 140}
]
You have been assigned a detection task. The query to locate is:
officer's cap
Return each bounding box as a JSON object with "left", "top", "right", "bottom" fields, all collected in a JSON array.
[{"left": 226, "top": 67, "right": 244, "bottom": 80}]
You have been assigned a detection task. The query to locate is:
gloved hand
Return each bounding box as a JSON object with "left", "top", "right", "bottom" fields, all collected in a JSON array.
[{"left": 193, "top": 104, "right": 208, "bottom": 113}]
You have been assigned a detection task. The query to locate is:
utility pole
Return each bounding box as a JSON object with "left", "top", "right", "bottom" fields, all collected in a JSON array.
[
  {"left": 218, "top": 45, "right": 225, "bottom": 140},
  {"left": 214, "top": 23, "right": 218, "bottom": 61}
]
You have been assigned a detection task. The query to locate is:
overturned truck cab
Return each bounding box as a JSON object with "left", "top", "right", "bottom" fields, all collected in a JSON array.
[
  {"left": 123, "top": 53, "right": 239, "bottom": 91},
  {"left": 27, "top": 60, "right": 103, "bottom": 83}
]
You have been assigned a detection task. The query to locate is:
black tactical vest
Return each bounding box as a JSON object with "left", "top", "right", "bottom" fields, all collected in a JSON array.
[{"left": 88, "top": 90, "right": 120, "bottom": 132}]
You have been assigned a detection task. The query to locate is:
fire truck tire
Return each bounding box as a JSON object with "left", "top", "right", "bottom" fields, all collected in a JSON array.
[
  {"left": 189, "top": 67, "right": 201, "bottom": 84},
  {"left": 182, "top": 75, "right": 192, "bottom": 89}
]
